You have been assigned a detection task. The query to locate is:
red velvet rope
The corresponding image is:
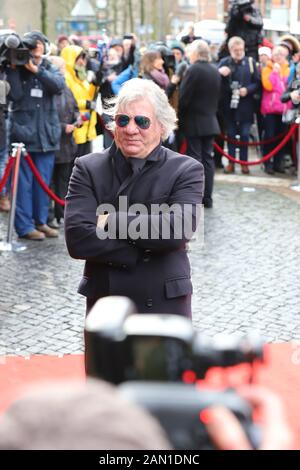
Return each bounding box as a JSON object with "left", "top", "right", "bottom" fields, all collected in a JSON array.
[
  {"left": 219, "top": 130, "right": 288, "bottom": 146},
  {"left": 0, "top": 156, "right": 14, "bottom": 194},
  {"left": 24, "top": 154, "right": 65, "bottom": 206},
  {"left": 212, "top": 124, "right": 297, "bottom": 166}
]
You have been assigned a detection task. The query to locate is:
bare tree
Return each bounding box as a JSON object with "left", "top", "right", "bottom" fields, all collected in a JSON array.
[
  {"left": 41, "top": 0, "right": 48, "bottom": 35},
  {"left": 127, "top": 0, "right": 134, "bottom": 33},
  {"left": 140, "top": 0, "right": 145, "bottom": 26}
]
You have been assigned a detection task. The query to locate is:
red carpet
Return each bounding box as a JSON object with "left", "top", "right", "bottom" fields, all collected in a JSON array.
[{"left": 0, "top": 343, "right": 299, "bottom": 449}]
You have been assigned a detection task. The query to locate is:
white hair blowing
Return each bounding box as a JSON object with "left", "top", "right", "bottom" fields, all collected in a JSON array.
[{"left": 105, "top": 78, "right": 177, "bottom": 140}]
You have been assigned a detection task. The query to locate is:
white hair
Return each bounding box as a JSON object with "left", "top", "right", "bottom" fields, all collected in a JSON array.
[
  {"left": 105, "top": 78, "right": 177, "bottom": 140},
  {"left": 188, "top": 39, "right": 211, "bottom": 61}
]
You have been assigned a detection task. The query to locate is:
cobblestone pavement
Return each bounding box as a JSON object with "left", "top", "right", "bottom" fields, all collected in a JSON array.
[{"left": 0, "top": 179, "right": 300, "bottom": 356}]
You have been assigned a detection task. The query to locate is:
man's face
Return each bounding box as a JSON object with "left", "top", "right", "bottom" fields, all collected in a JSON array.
[
  {"left": 31, "top": 40, "right": 45, "bottom": 59},
  {"left": 230, "top": 44, "right": 245, "bottom": 61},
  {"left": 114, "top": 99, "right": 163, "bottom": 159}
]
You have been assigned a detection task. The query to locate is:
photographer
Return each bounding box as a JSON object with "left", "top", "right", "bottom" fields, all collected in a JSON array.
[
  {"left": 218, "top": 36, "right": 260, "bottom": 174},
  {"left": 226, "top": 0, "right": 263, "bottom": 60},
  {"left": 281, "top": 61, "right": 300, "bottom": 109},
  {"left": 5, "top": 31, "right": 64, "bottom": 240}
]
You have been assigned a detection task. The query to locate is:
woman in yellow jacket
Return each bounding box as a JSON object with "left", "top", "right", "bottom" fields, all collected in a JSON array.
[{"left": 61, "top": 45, "right": 97, "bottom": 156}]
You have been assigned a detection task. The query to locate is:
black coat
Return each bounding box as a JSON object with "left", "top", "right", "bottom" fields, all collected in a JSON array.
[
  {"left": 178, "top": 60, "right": 221, "bottom": 137},
  {"left": 55, "top": 86, "right": 80, "bottom": 164},
  {"left": 65, "top": 143, "right": 204, "bottom": 317}
]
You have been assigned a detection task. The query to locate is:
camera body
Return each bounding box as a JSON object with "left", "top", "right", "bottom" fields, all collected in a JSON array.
[
  {"left": 0, "top": 33, "right": 30, "bottom": 67},
  {"left": 230, "top": 80, "right": 241, "bottom": 109},
  {"left": 85, "top": 296, "right": 263, "bottom": 449},
  {"left": 232, "top": 0, "right": 253, "bottom": 13}
]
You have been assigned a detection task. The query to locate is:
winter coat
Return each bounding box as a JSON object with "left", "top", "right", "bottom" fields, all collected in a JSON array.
[
  {"left": 60, "top": 45, "right": 97, "bottom": 145},
  {"left": 65, "top": 143, "right": 204, "bottom": 317},
  {"left": 218, "top": 55, "right": 260, "bottom": 123},
  {"left": 55, "top": 85, "right": 80, "bottom": 164},
  {"left": 261, "top": 60, "right": 291, "bottom": 115},
  {"left": 179, "top": 60, "right": 221, "bottom": 137},
  {"left": 6, "top": 59, "right": 64, "bottom": 152}
]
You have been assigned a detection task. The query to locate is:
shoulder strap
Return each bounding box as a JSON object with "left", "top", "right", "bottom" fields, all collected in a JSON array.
[{"left": 248, "top": 56, "right": 254, "bottom": 75}]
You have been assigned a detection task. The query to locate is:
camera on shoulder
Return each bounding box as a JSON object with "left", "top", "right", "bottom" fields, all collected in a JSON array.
[{"left": 0, "top": 32, "right": 30, "bottom": 67}]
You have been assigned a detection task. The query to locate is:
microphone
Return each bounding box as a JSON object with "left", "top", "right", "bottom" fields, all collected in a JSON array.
[{"left": 4, "top": 34, "right": 21, "bottom": 49}]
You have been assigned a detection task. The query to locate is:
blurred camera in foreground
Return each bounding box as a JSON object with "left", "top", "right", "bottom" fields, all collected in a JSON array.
[{"left": 85, "top": 296, "right": 264, "bottom": 449}]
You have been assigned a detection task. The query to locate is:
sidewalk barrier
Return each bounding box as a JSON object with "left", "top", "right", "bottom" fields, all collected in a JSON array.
[
  {"left": 290, "top": 119, "right": 300, "bottom": 192},
  {"left": 24, "top": 154, "right": 65, "bottom": 207},
  {"left": 0, "top": 143, "right": 27, "bottom": 253},
  {"left": 219, "top": 130, "right": 288, "bottom": 147},
  {"left": 0, "top": 156, "right": 14, "bottom": 194},
  {"left": 212, "top": 124, "right": 297, "bottom": 166}
]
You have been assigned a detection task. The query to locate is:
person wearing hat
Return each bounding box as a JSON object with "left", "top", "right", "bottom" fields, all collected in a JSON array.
[
  {"left": 61, "top": 45, "right": 98, "bottom": 157},
  {"left": 56, "top": 34, "right": 70, "bottom": 55},
  {"left": 5, "top": 31, "right": 64, "bottom": 240},
  {"left": 258, "top": 46, "right": 272, "bottom": 68}
]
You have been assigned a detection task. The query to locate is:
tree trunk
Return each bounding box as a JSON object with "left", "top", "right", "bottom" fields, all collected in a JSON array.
[
  {"left": 140, "top": 0, "right": 145, "bottom": 26},
  {"left": 40, "top": 0, "right": 48, "bottom": 35},
  {"left": 128, "top": 0, "right": 134, "bottom": 33}
]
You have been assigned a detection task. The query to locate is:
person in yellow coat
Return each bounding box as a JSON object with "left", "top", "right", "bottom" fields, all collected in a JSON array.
[{"left": 61, "top": 45, "right": 97, "bottom": 156}]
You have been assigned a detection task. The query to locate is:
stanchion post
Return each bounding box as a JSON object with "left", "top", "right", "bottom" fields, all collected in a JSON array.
[
  {"left": 290, "top": 120, "right": 300, "bottom": 192},
  {"left": 0, "top": 143, "right": 27, "bottom": 252},
  {"left": 235, "top": 134, "right": 240, "bottom": 165}
]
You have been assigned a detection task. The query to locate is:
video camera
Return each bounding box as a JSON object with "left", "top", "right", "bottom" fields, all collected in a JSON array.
[
  {"left": 0, "top": 32, "right": 30, "bottom": 68},
  {"left": 85, "top": 296, "right": 264, "bottom": 449},
  {"left": 232, "top": 0, "right": 253, "bottom": 12},
  {"left": 0, "top": 30, "right": 49, "bottom": 69}
]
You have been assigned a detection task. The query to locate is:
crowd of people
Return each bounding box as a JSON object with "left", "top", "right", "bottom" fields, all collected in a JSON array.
[
  {"left": 0, "top": 21, "right": 300, "bottom": 227},
  {"left": 0, "top": 16, "right": 297, "bottom": 449}
]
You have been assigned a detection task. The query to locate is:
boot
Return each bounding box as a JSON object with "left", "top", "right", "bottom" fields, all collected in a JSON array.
[
  {"left": 241, "top": 165, "right": 250, "bottom": 174},
  {"left": 0, "top": 195, "right": 11, "bottom": 212},
  {"left": 224, "top": 163, "right": 235, "bottom": 174}
]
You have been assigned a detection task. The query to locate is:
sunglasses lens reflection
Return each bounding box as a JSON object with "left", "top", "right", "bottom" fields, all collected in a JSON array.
[{"left": 116, "top": 115, "right": 151, "bottom": 129}]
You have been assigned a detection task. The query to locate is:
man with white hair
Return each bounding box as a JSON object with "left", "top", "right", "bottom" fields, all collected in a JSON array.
[
  {"left": 179, "top": 39, "right": 221, "bottom": 208},
  {"left": 65, "top": 78, "right": 204, "bottom": 318}
]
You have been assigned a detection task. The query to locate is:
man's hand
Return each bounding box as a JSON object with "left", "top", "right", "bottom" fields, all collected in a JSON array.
[
  {"left": 171, "top": 74, "right": 180, "bottom": 85},
  {"left": 24, "top": 60, "right": 38, "bottom": 74},
  {"left": 219, "top": 66, "right": 231, "bottom": 77},
  {"left": 205, "top": 385, "right": 293, "bottom": 450},
  {"left": 243, "top": 14, "right": 251, "bottom": 22},
  {"left": 65, "top": 124, "right": 75, "bottom": 134},
  {"left": 239, "top": 87, "right": 248, "bottom": 97}
]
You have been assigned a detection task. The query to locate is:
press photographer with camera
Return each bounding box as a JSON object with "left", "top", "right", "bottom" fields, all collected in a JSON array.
[
  {"left": 218, "top": 36, "right": 260, "bottom": 174},
  {"left": 226, "top": 0, "right": 263, "bottom": 61},
  {"left": 4, "top": 31, "right": 64, "bottom": 240},
  {"left": 281, "top": 61, "right": 300, "bottom": 111}
]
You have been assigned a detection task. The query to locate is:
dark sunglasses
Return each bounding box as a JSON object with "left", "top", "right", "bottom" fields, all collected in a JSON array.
[{"left": 115, "top": 114, "right": 151, "bottom": 130}]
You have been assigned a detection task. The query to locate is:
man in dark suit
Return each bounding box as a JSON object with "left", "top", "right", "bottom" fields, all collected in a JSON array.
[
  {"left": 65, "top": 78, "right": 204, "bottom": 318},
  {"left": 179, "top": 40, "right": 221, "bottom": 208}
]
